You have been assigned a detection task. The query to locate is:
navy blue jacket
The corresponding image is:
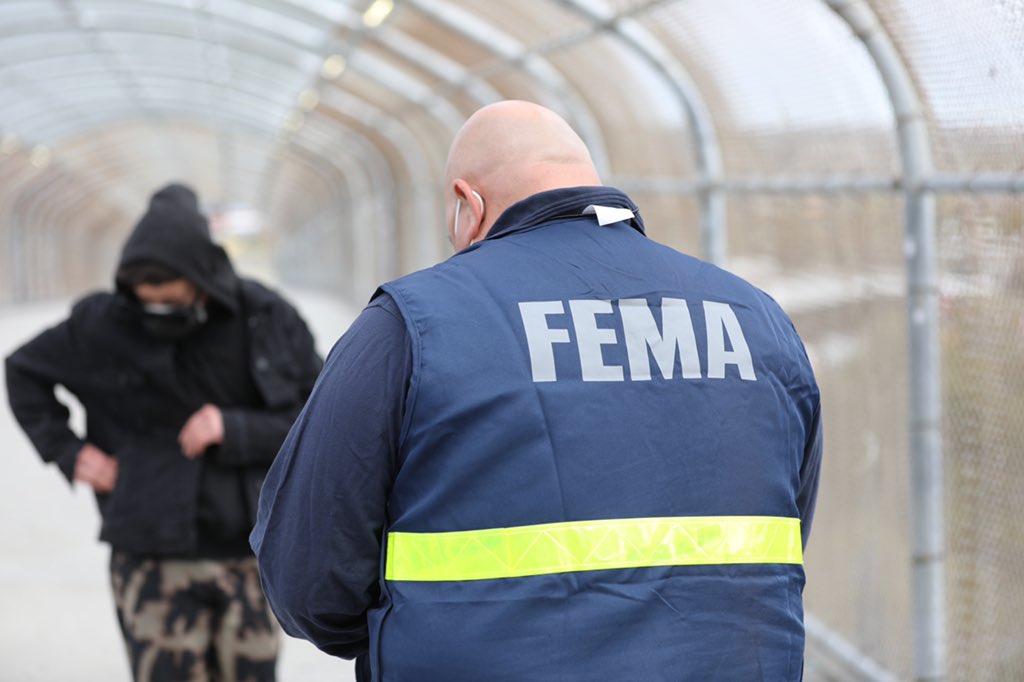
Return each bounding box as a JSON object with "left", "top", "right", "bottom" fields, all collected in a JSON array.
[{"left": 253, "top": 186, "right": 822, "bottom": 681}]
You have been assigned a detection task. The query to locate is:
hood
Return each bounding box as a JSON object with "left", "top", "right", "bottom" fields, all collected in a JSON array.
[{"left": 116, "top": 183, "right": 239, "bottom": 313}]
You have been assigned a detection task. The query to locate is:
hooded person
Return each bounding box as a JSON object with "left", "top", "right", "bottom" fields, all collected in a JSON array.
[
  {"left": 5, "top": 182, "right": 323, "bottom": 682},
  {"left": 115, "top": 183, "right": 237, "bottom": 335}
]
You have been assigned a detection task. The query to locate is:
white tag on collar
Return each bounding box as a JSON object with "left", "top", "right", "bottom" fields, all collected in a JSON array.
[{"left": 583, "top": 204, "right": 635, "bottom": 226}]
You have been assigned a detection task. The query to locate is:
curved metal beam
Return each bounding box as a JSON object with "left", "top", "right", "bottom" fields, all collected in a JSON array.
[
  {"left": 824, "top": 2, "right": 943, "bottom": 680},
  {"left": 402, "top": 0, "right": 612, "bottom": 180},
  {"left": 0, "top": 28, "right": 415, "bottom": 145},
  {"left": 0, "top": 31, "right": 464, "bottom": 262},
  {"left": 1, "top": 1, "right": 495, "bottom": 288},
  {"left": 2, "top": 77, "right": 292, "bottom": 140},
  {"left": 10, "top": 96, "right": 332, "bottom": 175},
  {"left": 0, "top": 11, "right": 322, "bottom": 64},
  {"left": 2, "top": 163, "right": 64, "bottom": 300},
  {"left": 16, "top": 170, "right": 117, "bottom": 297},
  {"left": 0, "top": 17, "right": 481, "bottom": 151},
  {"left": 310, "top": 88, "right": 437, "bottom": 277},
  {"left": 554, "top": 0, "right": 726, "bottom": 265},
  {"left": 6, "top": 76, "right": 436, "bottom": 204},
  {"left": 0, "top": 51, "right": 302, "bottom": 110},
  {"left": 372, "top": 22, "right": 503, "bottom": 109},
  {"left": 2, "top": 134, "right": 365, "bottom": 301},
  {"left": 60, "top": 125, "right": 353, "bottom": 219},
  {"left": 265, "top": 145, "right": 361, "bottom": 297},
  {"left": 6, "top": 86, "right": 425, "bottom": 292},
  {"left": 286, "top": 124, "right": 398, "bottom": 296}
]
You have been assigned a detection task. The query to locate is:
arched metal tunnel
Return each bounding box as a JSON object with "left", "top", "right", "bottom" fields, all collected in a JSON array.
[{"left": 3, "top": 1, "right": 1024, "bottom": 680}]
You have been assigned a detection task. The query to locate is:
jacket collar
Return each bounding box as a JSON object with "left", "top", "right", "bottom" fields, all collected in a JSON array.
[{"left": 484, "top": 186, "right": 645, "bottom": 241}]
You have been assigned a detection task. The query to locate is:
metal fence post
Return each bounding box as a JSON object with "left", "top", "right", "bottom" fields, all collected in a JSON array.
[{"left": 823, "top": 1, "right": 945, "bottom": 679}]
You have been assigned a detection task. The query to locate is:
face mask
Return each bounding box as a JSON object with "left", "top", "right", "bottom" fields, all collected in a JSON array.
[
  {"left": 453, "top": 190, "right": 485, "bottom": 243},
  {"left": 139, "top": 299, "right": 209, "bottom": 340}
]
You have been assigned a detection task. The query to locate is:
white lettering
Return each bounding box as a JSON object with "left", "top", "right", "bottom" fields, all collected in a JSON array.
[
  {"left": 620, "top": 298, "right": 701, "bottom": 380},
  {"left": 704, "top": 301, "right": 757, "bottom": 381},
  {"left": 519, "top": 301, "right": 571, "bottom": 382},
  {"left": 569, "top": 300, "right": 624, "bottom": 382},
  {"left": 519, "top": 298, "right": 757, "bottom": 383}
]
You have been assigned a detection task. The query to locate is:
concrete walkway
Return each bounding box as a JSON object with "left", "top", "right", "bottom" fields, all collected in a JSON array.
[{"left": 0, "top": 292, "right": 359, "bottom": 682}]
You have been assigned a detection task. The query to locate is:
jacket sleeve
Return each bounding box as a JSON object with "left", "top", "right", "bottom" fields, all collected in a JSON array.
[
  {"left": 250, "top": 294, "right": 410, "bottom": 660},
  {"left": 796, "top": 400, "right": 823, "bottom": 550},
  {"left": 215, "top": 299, "right": 324, "bottom": 467},
  {"left": 5, "top": 318, "right": 86, "bottom": 483}
]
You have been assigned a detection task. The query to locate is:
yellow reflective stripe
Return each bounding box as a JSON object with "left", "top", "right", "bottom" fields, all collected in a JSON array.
[{"left": 385, "top": 515, "right": 802, "bottom": 582}]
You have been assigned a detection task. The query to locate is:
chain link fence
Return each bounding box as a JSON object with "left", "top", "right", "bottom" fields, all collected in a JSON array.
[
  {"left": 939, "top": 194, "right": 1024, "bottom": 681},
  {"left": 727, "top": 192, "right": 915, "bottom": 680}
]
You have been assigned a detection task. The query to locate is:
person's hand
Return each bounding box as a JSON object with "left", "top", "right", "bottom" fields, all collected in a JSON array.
[
  {"left": 178, "top": 404, "right": 224, "bottom": 459},
  {"left": 74, "top": 444, "right": 118, "bottom": 494}
]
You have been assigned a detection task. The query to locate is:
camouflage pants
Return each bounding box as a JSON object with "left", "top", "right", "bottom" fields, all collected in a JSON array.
[{"left": 110, "top": 552, "right": 280, "bottom": 682}]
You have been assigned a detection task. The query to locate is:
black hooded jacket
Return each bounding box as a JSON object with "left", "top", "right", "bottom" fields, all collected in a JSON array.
[{"left": 5, "top": 184, "right": 323, "bottom": 556}]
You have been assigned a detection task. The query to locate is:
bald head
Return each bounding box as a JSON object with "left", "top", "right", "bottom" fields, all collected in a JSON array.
[{"left": 444, "top": 101, "right": 601, "bottom": 249}]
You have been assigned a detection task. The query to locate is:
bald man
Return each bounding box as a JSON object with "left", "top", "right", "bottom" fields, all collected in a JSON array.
[{"left": 252, "top": 101, "right": 822, "bottom": 682}]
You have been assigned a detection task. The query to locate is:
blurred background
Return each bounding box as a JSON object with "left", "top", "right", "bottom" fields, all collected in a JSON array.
[{"left": 1, "top": 1, "right": 1022, "bottom": 680}]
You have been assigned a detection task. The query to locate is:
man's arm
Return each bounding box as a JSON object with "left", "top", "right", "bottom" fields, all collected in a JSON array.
[
  {"left": 5, "top": 319, "right": 88, "bottom": 482},
  {"left": 796, "top": 400, "right": 823, "bottom": 549},
  {"left": 250, "top": 294, "right": 410, "bottom": 659}
]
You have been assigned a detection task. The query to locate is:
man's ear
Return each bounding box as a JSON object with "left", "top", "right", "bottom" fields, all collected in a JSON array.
[{"left": 452, "top": 178, "right": 484, "bottom": 246}]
